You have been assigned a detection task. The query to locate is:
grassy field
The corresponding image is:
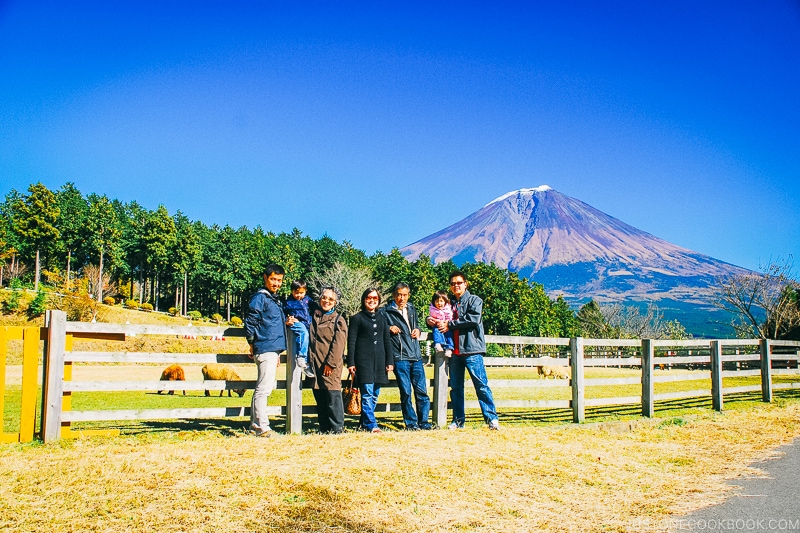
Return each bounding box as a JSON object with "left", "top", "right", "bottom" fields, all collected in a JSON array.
[
  {"left": 0, "top": 395, "right": 798, "bottom": 532},
  {"left": 3, "top": 307, "right": 800, "bottom": 531}
]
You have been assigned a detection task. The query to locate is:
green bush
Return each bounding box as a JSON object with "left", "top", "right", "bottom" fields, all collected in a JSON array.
[
  {"left": 49, "top": 292, "right": 98, "bottom": 322},
  {"left": 103, "top": 296, "right": 115, "bottom": 306},
  {"left": 4, "top": 289, "right": 23, "bottom": 313},
  {"left": 211, "top": 313, "right": 223, "bottom": 325},
  {"left": 230, "top": 316, "right": 243, "bottom": 327},
  {"left": 188, "top": 310, "right": 202, "bottom": 320},
  {"left": 125, "top": 299, "right": 139, "bottom": 309},
  {"left": 168, "top": 307, "right": 179, "bottom": 316},
  {"left": 140, "top": 302, "right": 154, "bottom": 312},
  {"left": 27, "top": 290, "right": 48, "bottom": 317}
]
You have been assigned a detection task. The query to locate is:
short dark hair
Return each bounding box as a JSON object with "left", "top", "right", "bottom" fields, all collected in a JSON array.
[
  {"left": 290, "top": 280, "right": 307, "bottom": 291},
  {"left": 264, "top": 264, "right": 285, "bottom": 278},
  {"left": 449, "top": 270, "right": 467, "bottom": 283},
  {"left": 431, "top": 290, "right": 449, "bottom": 305},
  {"left": 392, "top": 282, "right": 410, "bottom": 294},
  {"left": 360, "top": 288, "right": 382, "bottom": 311}
]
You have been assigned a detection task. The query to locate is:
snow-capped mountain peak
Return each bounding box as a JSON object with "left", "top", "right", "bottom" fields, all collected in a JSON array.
[{"left": 401, "top": 187, "right": 749, "bottom": 305}]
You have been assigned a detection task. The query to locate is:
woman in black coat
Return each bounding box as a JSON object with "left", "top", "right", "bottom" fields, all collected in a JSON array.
[{"left": 347, "top": 288, "right": 394, "bottom": 433}]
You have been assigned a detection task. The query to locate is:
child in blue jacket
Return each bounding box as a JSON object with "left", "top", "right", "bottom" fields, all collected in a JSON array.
[{"left": 284, "top": 280, "right": 315, "bottom": 378}]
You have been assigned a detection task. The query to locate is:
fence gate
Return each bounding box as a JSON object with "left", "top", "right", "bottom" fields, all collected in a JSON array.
[{"left": 0, "top": 326, "right": 40, "bottom": 443}]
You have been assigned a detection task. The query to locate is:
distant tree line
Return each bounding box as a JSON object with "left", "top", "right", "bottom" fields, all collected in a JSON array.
[{"left": 0, "top": 181, "right": 715, "bottom": 340}]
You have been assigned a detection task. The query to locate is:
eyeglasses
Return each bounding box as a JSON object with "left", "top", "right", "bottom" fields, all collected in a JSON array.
[
  {"left": 320, "top": 296, "right": 337, "bottom": 302},
  {"left": 365, "top": 296, "right": 379, "bottom": 301},
  {"left": 449, "top": 281, "right": 465, "bottom": 286}
]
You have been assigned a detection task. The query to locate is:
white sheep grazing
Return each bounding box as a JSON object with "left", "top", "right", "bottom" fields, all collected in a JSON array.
[
  {"left": 537, "top": 365, "right": 571, "bottom": 379},
  {"left": 201, "top": 363, "right": 246, "bottom": 397}
]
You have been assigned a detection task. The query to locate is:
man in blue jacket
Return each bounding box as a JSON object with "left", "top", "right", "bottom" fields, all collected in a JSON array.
[
  {"left": 244, "top": 263, "right": 290, "bottom": 437},
  {"left": 429, "top": 270, "right": 499, "bottom": 430}
]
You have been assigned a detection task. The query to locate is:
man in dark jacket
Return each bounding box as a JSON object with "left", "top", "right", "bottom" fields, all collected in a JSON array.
[
  {"left": 429, "top": 270, "right": 499, "bottom": 430},
  {"left": 244, "top": 263, "right": 289, "bottom": 437},
  {"left": 384, "top": 282, "right": 432, "bottom": 430}
]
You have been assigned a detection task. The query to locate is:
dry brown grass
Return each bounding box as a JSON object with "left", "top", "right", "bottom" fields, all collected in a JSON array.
[{"left": 1, "top": 402, "right": 798, "bottom": 532}]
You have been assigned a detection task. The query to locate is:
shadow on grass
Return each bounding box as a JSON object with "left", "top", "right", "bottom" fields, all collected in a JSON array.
[{"left": 65, "top": 389, "right": 800, "bottom": 437}]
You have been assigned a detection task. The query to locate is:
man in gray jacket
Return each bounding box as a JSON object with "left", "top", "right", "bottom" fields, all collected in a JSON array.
[
  {"left": 429, "top": 270, "right": 499, "bottom": 430},
  {"left": 384, "top": 282, "right": 432, "bottom": 430}
]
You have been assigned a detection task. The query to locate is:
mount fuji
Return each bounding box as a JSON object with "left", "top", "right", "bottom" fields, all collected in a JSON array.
[{"left": 401, "top": 186, "right": 749, "bottom": 333}]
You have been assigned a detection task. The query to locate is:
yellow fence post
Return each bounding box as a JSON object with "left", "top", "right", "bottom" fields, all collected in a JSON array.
[
  {"left": 19, "top": 327, "right": 40, "bottom": 442},
  {"left": 1, "top": 326, "right": 41, "bottom": 444},
  {"left": 0, "top": 328, "right": 8, "bottom": 443},
  {"left": 60, "top": 335, "right": 73, "bottom": 439},
  {"left": 59, "top": 333, "right": 118, "bottom": 440}
]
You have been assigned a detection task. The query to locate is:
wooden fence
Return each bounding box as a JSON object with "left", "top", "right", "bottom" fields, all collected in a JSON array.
[
  {"left": 3, "top": 310, "right": 799, "bottom": 442},
  {"left": 0, "top": 326, "right": 40, "bottom": 443}
]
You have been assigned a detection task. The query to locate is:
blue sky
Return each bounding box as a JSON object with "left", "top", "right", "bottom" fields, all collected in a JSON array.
[{"left": 1, "top": 1, "right": 798, "bottom": 272}]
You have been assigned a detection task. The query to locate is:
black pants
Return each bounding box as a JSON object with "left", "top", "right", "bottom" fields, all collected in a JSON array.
[{"left": 312, "top": 388, "right": 344, "bottom": 434}]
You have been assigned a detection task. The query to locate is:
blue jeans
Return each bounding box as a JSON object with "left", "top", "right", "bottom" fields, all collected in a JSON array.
[
  {"left": 289, "top": 322, "right": 309, "bottom": 362},
  {"left": 432, "top": 328, "right": 454, "bottom": 350},
  {"left": 359, "top": 383, "right": 381, "bottom": 430},
  {"left": 449, "top": 354, "right": 498, "bottom": 426},
  {"left": 394, "top": 359, "right": 431, "bottom": 429}
]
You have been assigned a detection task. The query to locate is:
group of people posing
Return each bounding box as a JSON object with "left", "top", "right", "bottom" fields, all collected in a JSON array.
[{"left": 243, "top": 263, "right": 500, "bottom": 436}]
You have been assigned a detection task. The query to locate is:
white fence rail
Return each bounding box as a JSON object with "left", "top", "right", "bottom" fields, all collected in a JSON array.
[{"left": 38, "top": 310, "right": 800, "bottom": 441}]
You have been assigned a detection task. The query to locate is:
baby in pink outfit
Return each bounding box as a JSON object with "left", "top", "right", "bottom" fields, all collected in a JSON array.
[{"left": 429, "top": 290, "right": 454, "bottom": 357}]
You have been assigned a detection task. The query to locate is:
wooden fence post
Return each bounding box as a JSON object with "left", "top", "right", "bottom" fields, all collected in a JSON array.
[
  {"left": 42, "top": 310, "right": 67, "bottom": 442},
  {"left": 571, "top": 337, "right": 585, "bottom": 423},
  {"left": 710, "top": 340, "right": 723, "bottom": 412},
  {"left": 641, "top": 339, "right": 654, "bottom": 418},
  {"left": 432, "top": 349, "right": 448, "bottom": 428},
  {"left": 760, "top": 338, "right": 773, "bottom": 403},
  {"left": 285, "top": 329, "right": 303, "bottom": 434}
]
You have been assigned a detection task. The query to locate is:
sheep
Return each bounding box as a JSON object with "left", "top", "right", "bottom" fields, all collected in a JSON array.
[
  {"left": 537, "top": 365, "right": 571, "bottom": 380},
  {"left": 159, "top": 364, "right": 186, "bottom": 395},
  {"left": 201, "top": 363, "right": 246, "bottom": 397}
]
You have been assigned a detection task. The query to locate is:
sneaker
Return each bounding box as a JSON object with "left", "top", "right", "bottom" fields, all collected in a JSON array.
[
  {"left": 244, "top": 427, "right": 275, "bottom": 438},
  {"left": 489, "top": 419, "right": 500, "bottom": 431},
  {"left": 444, "top": 349, "right": 453, "bottom": 358},
  {"left": 303, "top": 366, "right": 315, "bottom": 379},
  {"left": 295, "top": 357, "right": 308, "bottom": 369},
  {"left": 447, "top": 422, "right": 464, "bottom": 430},
  {"left": 371, "top": 428, "right": 382, "bottom": 434},
  {"left": 420, "top": 423, "right": 434, "bottom": 430}
]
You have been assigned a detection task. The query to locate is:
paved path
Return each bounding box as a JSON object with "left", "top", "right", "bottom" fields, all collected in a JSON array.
[{"left": 672, "top": 439, "right": 800, "bottom": 532}]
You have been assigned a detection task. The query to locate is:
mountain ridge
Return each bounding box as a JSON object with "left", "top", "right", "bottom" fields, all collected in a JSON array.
[{"left": 401, "top": 187, "right": 749, "bottom": 315}]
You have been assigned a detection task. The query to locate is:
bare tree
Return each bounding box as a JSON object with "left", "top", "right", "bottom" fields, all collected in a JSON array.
[
  {"left": 715, "top": 257, "right": 800, "bottom": 339},
  {"left": 307, "top": 262, "right": 386, "bottom": 321},
  {"left": 601, "top": 303, "right": 669, "bottom": 339},
  {"left": 82, "top": 265, "right": 118, "bottom": 301}
]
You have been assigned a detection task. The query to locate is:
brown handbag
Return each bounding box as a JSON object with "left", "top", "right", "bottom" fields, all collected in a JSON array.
[{"left": 343, "top": 373, "right": 361, "bottom": 415}]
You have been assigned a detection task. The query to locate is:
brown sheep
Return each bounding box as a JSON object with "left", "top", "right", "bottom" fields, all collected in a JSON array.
[
  {"left": 201, "top": 363, "right": 246, "bottom": 397},
  {"left": 159, "top": 364, "right": 186, "bottom": 395},
  {"left": 537, "top": 365, "right": 571, "bottom": 380}
]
